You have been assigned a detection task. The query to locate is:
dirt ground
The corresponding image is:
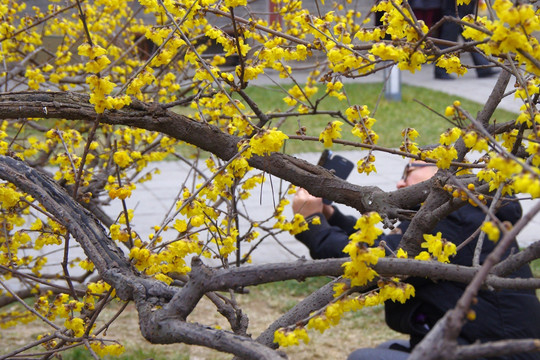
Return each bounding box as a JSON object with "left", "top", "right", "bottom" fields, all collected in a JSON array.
[{"left": 1, "top": 279, "right": 406, "bottom": 360}]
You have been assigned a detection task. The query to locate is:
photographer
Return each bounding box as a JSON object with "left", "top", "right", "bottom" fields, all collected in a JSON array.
[{"left": 293, "top": 160, "right": 540, "bottom": 360}]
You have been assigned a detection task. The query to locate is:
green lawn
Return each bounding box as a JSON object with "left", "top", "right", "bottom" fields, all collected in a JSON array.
[{"left": 238, "top": 82, "right": 517, "bottom": 154}]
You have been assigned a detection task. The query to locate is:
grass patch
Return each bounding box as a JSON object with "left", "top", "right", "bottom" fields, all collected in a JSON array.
[
  {"left": 531, "top": 259, "right": 540, "bottom": 277},
  {"left": 249, "top": 276, "right": 333, "bottom": 312},
  {"left": 240, "top": 82, "right": 517, "bottom": 153}
]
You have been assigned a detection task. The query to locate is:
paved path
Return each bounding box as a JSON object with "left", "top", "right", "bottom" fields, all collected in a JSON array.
[{"left": 108, "top": 151, "right": 539, "bottom": 266}]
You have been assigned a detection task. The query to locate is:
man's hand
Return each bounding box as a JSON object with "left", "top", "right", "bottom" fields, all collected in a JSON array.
[{"left": 292, "top": 188, "right": 334, "bottom": 219}]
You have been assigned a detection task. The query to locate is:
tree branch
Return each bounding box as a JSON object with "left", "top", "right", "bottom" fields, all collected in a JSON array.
[{"left": 0, "top": 91, "right": 417, "bottom": 219}]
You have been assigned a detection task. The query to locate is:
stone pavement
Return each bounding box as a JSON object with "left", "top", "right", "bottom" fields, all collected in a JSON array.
[{"left": 109, "top": 151, "right": 539, "bottom": 266}]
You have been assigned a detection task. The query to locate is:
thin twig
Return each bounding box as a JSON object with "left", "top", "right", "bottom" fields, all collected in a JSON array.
[{"left": 0, "top": 279, "right": 61, "bottom": 330}]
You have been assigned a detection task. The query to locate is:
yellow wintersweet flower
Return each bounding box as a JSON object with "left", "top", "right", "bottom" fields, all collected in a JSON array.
[
  {"left": 396, "top": 248, "right": 408, "bottom": 258},
  {"left": 85, "top": 55, "right": 111, "bottom": 73},
  {"left": 436, "top": 55, "right": 467, "bottom": 76},
  {"left": 429, "top": 145, "right": 458, "bottom": 169},
  {"left": 378, "top": 281, "right": 415, "bottom": 303},
  {"left": 173, "top": 219, "right": 188, "bottom": 233},
  {"left": 345, "top": 105, "right": 370, "bottom": 122},
  {"left": 352, "top": 118, "right": 379, "bottom": 144},
  {"left": 307, "top": 315, "right": 331, "bottom": 333},
  {"left": 154, "top": 273, "right": 173, "bottom": 284},
  {"left": 370, "top": 43, "right": 401, "bottom": 61},
  {"left": 0, "top": 185, "right": 22, "bottom": 209},
  {"left": 108, "top": 183, "right": 136, "bottom": 200},
  {"left": 445, "top": 106, "right": 456, "bottom": 117},
  {"left": 462, "top": 131, "right": 478, "bottom": 148},
  {"left": 77, "top": 43, "right": 107, "bottom": 59},
  {"left": 274, "top": 327, "right": 309, "bottom": 347},
  {"left": 333, "top": 283, "right": 348, "bottom": 297},
  {"left": 79, "top": 259, "right": 95, "bottom": 272},
  {"left": 248, "top": 128, "right": 289, "bottom": 157},
  {"left": 90, "top": 343, "right": 125, "bottom": 357},
  {"left": 319, "top": 121, "right": 343, "bottom": 148},
  {"left": 439, "top": 127, "right": 462, "bottom": 146},
  {"left": 224, "top": 0, "right": 247, "bottom": 8},
  {"left": 86, "top": 75, "right": 116, "bottom": 113},
  {"left": 481, "top": 221, "right": 500, "bottom": 242},
  {"left": 357, "top": 154, "right": 377, "bottom": 175},
  {"left": 515, "top": 80, "right": 540, "bottom": 100},
  {"left": 113, "top": 150, "right": 132, "bottom": 168},
  {"left": 398, "top": 50, "right": 427, "bottom": 73},
  {"left": 349, "top": 212, "right": 383, "bottom": 246},
  {"left": 25, "top": 68, "right": 45, "bottom": 90},
  {"left": 487, "top": 155, "right": 523, "bottom": 179},
  {"left": 463, "top": 131, "right": 489, "bottom": 152},
  {"left": 514, "top": 173, "right": 540, "bottom": 198},
  {"left": 342, "top": 245, "right": 385, "bottom": 287},
  {"left": 64, "top": 317, "right": 85, "bottom": 337},
  {"left": 289, "top": 214, "right": 309, "bottom": 235},
  {"left": 421, "top": 232, "right": 456, "bottom": 263},
  {"left": 415, "top": 251, "right": 431, "bottom": 261}
]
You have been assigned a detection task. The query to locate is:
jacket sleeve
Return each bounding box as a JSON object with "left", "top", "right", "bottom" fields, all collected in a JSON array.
[
  {"left": 295, "top": 213, "right": 351, "bottom": 259},
  {"left": 327, "top": 207, "right": 358, "bottom": 235}
]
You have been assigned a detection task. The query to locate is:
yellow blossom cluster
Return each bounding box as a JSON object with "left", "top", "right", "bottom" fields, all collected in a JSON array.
[
  {"left": 348, "top": 212, "right": 383, "bottom": 246},
  {"left": 378, "top": 278, "right": 415, "bottom": 304},
  {"left": 436, "top": 55, "right": 468, "bottom": 77},
  {"left": 32, "top": 291, "right": 97, "bottom": 332},
  {"left": 129, "top": 237, "right": 203, "bottom": 275},
  {"left": 481, "top": 221, "right": 500, "bottom": 242},
  {"left": 326, "top": 81, "right": 346, "bottom": 101},
  {"left": 477, "top": 153, "right": 523, "bottom": 195},
  {"left": 246, "top": 128, "right": 289, "bottom": 157},
  {"left": 347, "top": 105, "right": 379, "bottom": 145},
  {"left": 279, "top": 213, "right": 310, "bottom": 235},
  {"left": 357, "top": 153, "right": 377, "bottom": 175},
  {"left": 0, "top": 309, "right": 36, "bottom": 329},
  {"left": 276, "top": 274, "right": 415, "bottom": 346},
  {"left": 462, "top": 0, "right": 540, "bottom": 75},
  {"left": 425, "top": 145, "right": 458, "bottom": 169},
  {"left": 319, "top": 121, "right": 343, "bottom": 148},
  {"left": 90, "top": 342, "right": 125, "bottom": 357},
  {"left": 443, "top": 183, "right": 486, "bottom": 207},
  {"left": 400, "top": 128, "right": 420, "bottom": 155},
  {"left": 274, "top": 327, "right": 309, "bottom": 347},
  {"left": 417, "top": 232, "right": 457, "bottom": 263},
  {"left": 342, "top": 212, "right": 385, "bottom": 286},
  {"left": 376, "top": 0, "right": 426, "bottom": 42}
]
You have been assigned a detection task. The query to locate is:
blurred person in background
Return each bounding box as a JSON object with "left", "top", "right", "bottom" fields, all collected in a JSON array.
[{"left": 293, "top": 160, "right": 540, "bottom": 360}]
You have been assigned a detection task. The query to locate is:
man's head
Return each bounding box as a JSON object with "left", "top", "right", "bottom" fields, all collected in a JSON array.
[{"left": 396, "top": 161, "right": 438, "bottom": 189}]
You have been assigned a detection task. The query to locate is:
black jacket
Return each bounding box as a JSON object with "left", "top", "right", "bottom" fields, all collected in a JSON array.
[{"left": 296, "top": 202, "right": 540, "bottom": 360}]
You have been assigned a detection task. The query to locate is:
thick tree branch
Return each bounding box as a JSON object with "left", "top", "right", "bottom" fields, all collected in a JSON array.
[
  {"left": 0, "top": 154, "right": 286, "bottom": 359},
  {"left": 453, "top": 339, "right": 540, "bottom": 360},
  {"left": 0, "top": 91, "right": 414, "bottom": 218},
  {"left": 476, "top": 69, "right": 512, "bottom": 127}
]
